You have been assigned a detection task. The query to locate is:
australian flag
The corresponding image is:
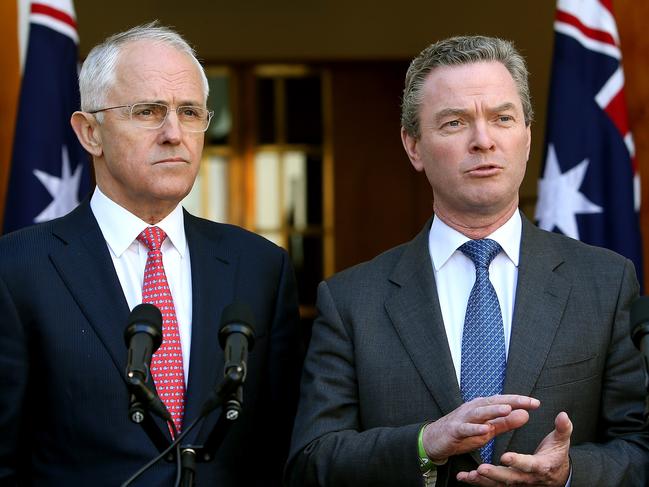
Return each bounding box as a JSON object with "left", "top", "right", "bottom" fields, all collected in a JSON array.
[
  {"left": 535, "top": 0, "right": 643, "bottom": 283},
  {"left": 3, "top": 0, "right": 89, "bottom": 234}
]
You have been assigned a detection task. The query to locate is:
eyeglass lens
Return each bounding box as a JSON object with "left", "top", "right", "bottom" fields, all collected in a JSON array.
[{"left": 130, "top": 103, "right": 210, "bottom": 131}]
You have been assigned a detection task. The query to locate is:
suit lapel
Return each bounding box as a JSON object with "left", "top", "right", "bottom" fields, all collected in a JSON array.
[
  {"left": 49, "top": 202, "right": 131, "bottom": 381},
  {"left": 385, "top": 221, "right": 465, "bottom": 419},
  {"left": 48, "top": 205, "right": 240, "bottom": 447},
  {"left": 49, "top": 202, "right": 175, "bottom": 446},
  {"left": 493, "top": 217, "right": 571, "bottom": 459},
  {"left": 182, "top": 213, "right": 237, "bottom": 444},
  {"left": 383, "top": 216, "right": 572, "bottom": 463}
]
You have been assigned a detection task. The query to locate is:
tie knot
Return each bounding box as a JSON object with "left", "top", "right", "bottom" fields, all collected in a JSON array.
[
  {"left": 459, "top": 239, "right": 502, "bottom": 269},
  {"left": 137, "top": 226, "right": 167, "bottom": 252}
]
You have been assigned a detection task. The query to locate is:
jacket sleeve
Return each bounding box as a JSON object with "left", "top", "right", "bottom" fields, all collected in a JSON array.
[
  {"left": 0, "top": 273, "right": 28, "bottom": 482},
  {"left": 285, "top": 280, "right": 425, "bottom": 486},
  {"left": 569, "top": 258, "right": 649, "bottom": 486},
  {"left": 254, "top": 248, "right": 302, "bottom": 487}
]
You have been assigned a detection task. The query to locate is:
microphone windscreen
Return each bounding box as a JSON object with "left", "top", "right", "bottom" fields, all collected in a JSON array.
[
  {"left": 128, "top": 303, "right": 163, "bottom": 330},
  {"left": 218, "top": 302, "right": 256, "bottom": 349},
  {"left": 124, "top": 303, "right": 163, "bottom": 350},
  {"left": 220, "top": 302, "right": 255, "bottom": 329}
]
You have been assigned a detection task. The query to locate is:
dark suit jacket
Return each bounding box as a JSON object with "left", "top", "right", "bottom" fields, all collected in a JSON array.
[
  {"left": 0, "top": 201, "right": 301, "bottom": 486},
  {"left": 287, "top": 215, "right": 649, "bottom": 486}
]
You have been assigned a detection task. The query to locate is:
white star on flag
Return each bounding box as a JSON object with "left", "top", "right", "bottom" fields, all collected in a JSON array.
[
  {"left": 32, "top": 145, "right": 83, "bottom": 223},
  {"left": 535, "top": 143, "right": 603, "bottom": 239}
]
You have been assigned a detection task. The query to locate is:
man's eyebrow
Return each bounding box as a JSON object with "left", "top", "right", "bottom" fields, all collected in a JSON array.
[
  {"left": 136, "top": 99, "right": 205, "bottom": 107},
  {"left": 491, "top": 102, "right": 517, "bottom": 113},
  {"left": 434, "top": 108, "right": 468, "bottom": 124},
  {"left": 433, "top": 103, "right": 518, "bottom": 122},
  {"left": 177, "top": 100, "right": 204, "bottom": 107}
]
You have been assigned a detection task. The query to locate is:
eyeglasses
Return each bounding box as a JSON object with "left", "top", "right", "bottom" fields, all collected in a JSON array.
[{"left": 88, "top": 102, "right": 214, "bottom": 132}]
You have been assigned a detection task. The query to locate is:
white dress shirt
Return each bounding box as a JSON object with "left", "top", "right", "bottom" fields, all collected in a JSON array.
[
  {"left": 428, "top": 211, "right": 521, "bottom": 385},
  {"left": 90, "top": 187, "right": 193, "bottom": 382}
]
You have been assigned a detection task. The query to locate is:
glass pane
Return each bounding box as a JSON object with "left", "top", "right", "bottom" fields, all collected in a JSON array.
[
  {"left": 181, "top": 155, "right": 229, "bottom": 222},
  {"left": 306, "top": 155, "right": 323, "bottom": 226},
  {"left": 182, "top": 169, "right": 203, "bottom": 217},
  {"left": 283, "top": 151, "right": 307, "bottom": 230},
  {"left": 257, "top": 78, "right": 276, "bottom": 144},
  {"left": 285, "top": 76, "right": 322, "bottom": 144},
  {"left": 205, "top": 155, "right": 228, "bottom": 223},
  {"left": 206, "top": 75, "right": 231, "bottom": 145},
  {"left": 254, "top": 151, "right": 281, "bottom": 230}
]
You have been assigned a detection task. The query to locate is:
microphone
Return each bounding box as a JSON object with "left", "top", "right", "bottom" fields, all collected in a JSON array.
[
  {"left": 201, "top": 303, "right": 256, "bottom": 420},
  {"left": 631, "top": 297, "right": 649, "bottom": 369},
  {"left": 218, "top": 302, "right": 256, "bottom": 379},
  {"left": 123, "top": 303, "right": 170, "bottom": 424},
  {"left": 124, "top": 303, "right": 163, "bottom": 383},
  {"left": 124, "top": 304, "right": 256, "bottom": 486}
]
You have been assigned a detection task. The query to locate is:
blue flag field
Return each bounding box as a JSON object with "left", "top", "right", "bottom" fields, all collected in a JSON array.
[
  {"left": 536, "top": 0, "right": 643, "bottom": 283},
  {"left": 3, "top": 0, "right": 89, "bottom": 234}
]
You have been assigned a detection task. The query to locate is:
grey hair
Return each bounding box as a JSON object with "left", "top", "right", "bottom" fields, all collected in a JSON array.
[
  {"left": 79, "top": 21, "right": 209, "bottom": 112},
  {"left": 401, "top": 35, "right": 533, "bottom": 138}
]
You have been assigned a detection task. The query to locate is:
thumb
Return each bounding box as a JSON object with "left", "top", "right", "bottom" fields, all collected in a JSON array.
[{"left": 554, "top": 411, "right": 573, "bottom": 442}]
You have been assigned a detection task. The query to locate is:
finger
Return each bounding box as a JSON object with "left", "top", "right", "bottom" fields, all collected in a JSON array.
[
  {"left": 471, "top": 404, "right": 514, "bottom": 423},
  {"left": 457, "top": 469, "right": 502, "bottom": 486},
  {"left": 476, "top": 463, "right": 530, "bottom": 484},
  {"left": 500, "top": 451, "right": 537, "bottom": 473},
  {"left": 422, "top": 419, "right": 494, "bottom": 460},
  {"left": 487, "top": 409, "right": 530, "bottom": 435},
  {"left": 500, "top": 447, "right": 570, "bottom": 483},
  {"left": 554, "top": 411, "right": 573, "bottom": 440},
  {"left": 456, "top": 421, "right": 494, "bottom": 439},
  {"left": 480, "top": 394, "right": 541, "bottom": 410}
]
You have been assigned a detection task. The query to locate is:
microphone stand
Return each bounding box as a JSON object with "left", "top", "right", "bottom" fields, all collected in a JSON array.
[
  {"left": 178, "top": 366, "right": 245, "bottom": 487},
  {"left": 121, "top": 366, "right": 245, "bottom": 487},
  {"left": 126, "top": 373, "right": 176, "bottom": 456}
]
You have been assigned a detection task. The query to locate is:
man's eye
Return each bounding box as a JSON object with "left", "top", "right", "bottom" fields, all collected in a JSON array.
[
  {"left": 182, "top": 108, "right": 198, "bottom": 117},
  {"left": 132, "top": 105, "right": 162, "bottom": 118}
]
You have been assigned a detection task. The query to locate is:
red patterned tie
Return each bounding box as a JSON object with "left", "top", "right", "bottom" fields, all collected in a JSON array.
[{"left": 137, "top": 226, "right": 185, "bottom": 435}]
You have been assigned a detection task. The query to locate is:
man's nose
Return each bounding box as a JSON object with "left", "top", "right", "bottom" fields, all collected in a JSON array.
[
  {"left": 470, "top": 121, "right": 496, "bottom": 152},
  {"left": 158, "top": 108, "right": 183, "bottom": 143}
]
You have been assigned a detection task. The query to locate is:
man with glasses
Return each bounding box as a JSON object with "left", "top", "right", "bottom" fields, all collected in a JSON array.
[{"left": 0, "top": 23, "right": 300, "bottom": 486}]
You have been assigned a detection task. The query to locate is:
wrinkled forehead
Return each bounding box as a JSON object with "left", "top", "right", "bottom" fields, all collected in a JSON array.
[{"left": 423, "top": 61, "right": 522, "bottom": 108}]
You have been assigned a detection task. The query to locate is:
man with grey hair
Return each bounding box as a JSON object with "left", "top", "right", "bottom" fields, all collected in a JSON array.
[
  {"left": 287, "top": 35, "right": 648, "bottom": 486},
  {"left": 0, "top": 23, "right": 301, "bottom": 486}
]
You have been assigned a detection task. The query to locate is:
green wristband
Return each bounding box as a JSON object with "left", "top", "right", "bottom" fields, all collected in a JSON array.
[
  {"left": 418, "top": 425, "right": 434, "bottom": 473},
  {"left": 418, "top": 424, "right": 448, "bottom": 474}
]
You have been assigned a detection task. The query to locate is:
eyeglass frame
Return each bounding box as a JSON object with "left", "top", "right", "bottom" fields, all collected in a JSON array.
[{"left": 88, "top": 102, "right": 215, "bottom": 133}]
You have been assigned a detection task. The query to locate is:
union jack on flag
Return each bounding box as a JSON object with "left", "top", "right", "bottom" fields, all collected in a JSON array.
[
  {"left": 3, "top": 0, "right": 89, "bottom": 234},
  {"left": 535, "top": 0, "right": 643, "bottom": 282}
]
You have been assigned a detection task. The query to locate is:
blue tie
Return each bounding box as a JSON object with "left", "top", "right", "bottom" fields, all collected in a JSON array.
[{"left": 459, "top": 239, "right": 506, "bottom": 464}]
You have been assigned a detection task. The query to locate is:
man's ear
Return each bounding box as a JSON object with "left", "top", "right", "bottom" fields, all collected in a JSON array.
[
  {"left": 401, "top": 126, "right": 424, "bottom": 172},
  {"left": 70, "top": 111, "right": 103, "bottom": 157}
]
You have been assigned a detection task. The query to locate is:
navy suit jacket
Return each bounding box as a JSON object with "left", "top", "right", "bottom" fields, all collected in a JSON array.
[{"left": 0, "top": 201, "right": 301, "bottom": 486}]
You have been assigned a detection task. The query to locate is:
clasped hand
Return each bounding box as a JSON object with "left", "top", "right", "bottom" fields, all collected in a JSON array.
[{"left": 422, "top": 395, "right": 572, "bottom": 486}]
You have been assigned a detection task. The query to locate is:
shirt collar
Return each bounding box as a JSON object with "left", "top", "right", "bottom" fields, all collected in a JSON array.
[
  {"left": 90, "top": 186, "right": 187, "bottom": 258},
  {"left": 429, "top": 210, "right": 522, "bottom": 271}
]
